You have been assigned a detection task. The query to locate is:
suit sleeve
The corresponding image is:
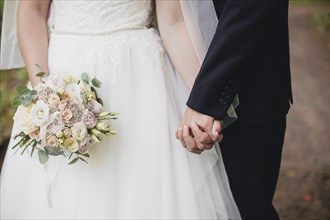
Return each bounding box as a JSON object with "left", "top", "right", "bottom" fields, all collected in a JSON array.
[{"left": 186, "top": 0, "right": 287, "bottom": 120}]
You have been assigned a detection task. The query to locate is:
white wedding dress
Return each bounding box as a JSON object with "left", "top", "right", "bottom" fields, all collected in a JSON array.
[{"left": 0, "top": 1, "right": 240, "bottom": 219}]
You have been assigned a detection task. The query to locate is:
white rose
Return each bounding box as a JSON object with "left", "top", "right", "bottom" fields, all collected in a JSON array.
[
  {"left": 64, "top": 137, "right": 79, "bottom": 152},
  {"left": 31, "top": 100, "right": 50, "bottom": 126},
  {"left": 13, "top": 105, "right": 38, "bottom": 135},
  {"left": 71, "top": 122, "right": 88, "bottom": 141}
]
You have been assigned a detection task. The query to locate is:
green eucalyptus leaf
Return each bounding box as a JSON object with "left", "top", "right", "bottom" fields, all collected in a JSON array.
[
  {"left": 81, "top": 72, "right": 90, "bottom": 84},
  {"left": 36, "top": 72, "right": 46, "bottom": 77},
  {"left": 29, "top": 90, "right": 38, "bottom": 100},
  {"left": 79, "top": 157, "right": 88, "bottom": 164},
  {"left": 30, "top": 146, "right": 36, "bottom": 157},
  {"left": 91, "top": 87, "right": 98, "bottom": 98},
  {"left": 17, "top": 85, "right": 29, "bottom": 94},
  {"left": 12, "top": 96, "right": 21, "bottom": 108},
  {"left": 92, "top": 78, "right": 102, "bottom": 88},
  {"left": 30, "top": 90, "right": 38, "bottom": 95},
  {"left": 97, "top": 98, "right": 103, "bottom": 105},
  {"left": 20, "top": 94, "right": 33, "bottom": 107},
  {"left": 82, "top": 153, "right": 90, "bottom": 158},
  {"left": 38, "top": 150, "right": 49, "bottom": 164},
  {"left": 44, "top": 146, "right": 62, "bottom": 156},
  {"left": 68, "top": 157, "right": 79, "bottom": 165}
]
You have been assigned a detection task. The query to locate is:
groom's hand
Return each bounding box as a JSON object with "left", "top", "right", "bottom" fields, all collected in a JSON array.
[{"left": 176, "top": 108, "right": 223, "bottom": 154}]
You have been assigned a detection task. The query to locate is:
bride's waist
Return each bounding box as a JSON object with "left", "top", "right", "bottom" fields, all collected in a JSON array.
[{"left": 51, "top": 25, "right": 152, "bottom": 36}]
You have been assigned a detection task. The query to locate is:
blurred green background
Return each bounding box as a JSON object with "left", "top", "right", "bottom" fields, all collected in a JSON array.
[{"left": 0, "top": 1, "right": 329, "bottom": 219}]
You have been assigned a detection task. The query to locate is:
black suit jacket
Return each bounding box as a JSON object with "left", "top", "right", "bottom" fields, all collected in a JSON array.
[{"left": 187, "top": 0, "right": 292, "bottom": 125}]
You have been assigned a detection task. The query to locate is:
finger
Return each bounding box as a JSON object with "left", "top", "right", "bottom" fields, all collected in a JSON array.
[
  {"left": 183, "top": 125, "right": 197, "bottom": 150},
  {"left": 189, "top": 149, "right": 203, "bottom": 155},
  {"left": 212, "top": 120, "right": 222, "bottom": 136},
  {"left": 183, "top": 126, "right": 203, "bottom": 153},
  {"left": 191, "top": 122, "right": 214, "bottom": 150},
  {"left": 218, "top": 134, "right": 224, "bottom": 143},
  {"left": 177, "top": 127, "right": 187, "bottom": 148}
]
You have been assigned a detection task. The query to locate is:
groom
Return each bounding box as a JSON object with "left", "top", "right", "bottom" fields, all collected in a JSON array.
[{"left": 177, "top": 0, "right": 292, "bottom": 219}]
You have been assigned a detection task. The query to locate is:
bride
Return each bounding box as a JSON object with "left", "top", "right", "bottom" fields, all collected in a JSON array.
[{"left": 0, "top": 0, "right": 240, "bottom": 219}]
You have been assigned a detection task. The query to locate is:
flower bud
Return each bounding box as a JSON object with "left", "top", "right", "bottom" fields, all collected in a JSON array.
[
  {"left": 57, "top": 87, "right": 65, "bottom": 96},
  {"left": 91, "top": 133, "right": 102, "bottom": 143},
  {"left": 56, "top": 130, "right": 64, "bottom": 138},
  {"left": 96, "top": 122, "right": 110, "bottom": 131},
  {"left": 98, "top": 112, "right": 111, "bottom": 118},
  {"left": 91, "top": 128, "right": 102, "bottom": 136},
  {"left": 104, "top": 130, "right": 117, "bottom": 136}
]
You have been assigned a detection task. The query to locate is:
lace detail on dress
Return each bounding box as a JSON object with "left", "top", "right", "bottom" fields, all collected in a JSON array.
[
  {"left": 53, "top": 0, "right": 154, "bottom": 33},
  {"left": 48, "top": 0, "right": 160, "bottom": 83}
]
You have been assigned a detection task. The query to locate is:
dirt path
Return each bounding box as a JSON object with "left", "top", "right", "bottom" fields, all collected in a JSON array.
[{"left": 274, "top": 4, "right": 329, "bottom": 220}]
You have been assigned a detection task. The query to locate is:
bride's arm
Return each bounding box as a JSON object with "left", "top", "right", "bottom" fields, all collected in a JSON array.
[
  {"left": 17, "top": 0, "right": 51, "bottom": 86},
  {"left": 155, "top": 0, "right": 200, "bottom": 91}
]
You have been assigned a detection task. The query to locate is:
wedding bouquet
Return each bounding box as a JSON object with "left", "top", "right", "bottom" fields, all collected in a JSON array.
[{"left": 11, "top": 67, "right": 118, "bottom": 165}]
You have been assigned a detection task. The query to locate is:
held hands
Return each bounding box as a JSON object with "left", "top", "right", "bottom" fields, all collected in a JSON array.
[{"left": 176, "top": 108, "right": 223, "bottom": 154}]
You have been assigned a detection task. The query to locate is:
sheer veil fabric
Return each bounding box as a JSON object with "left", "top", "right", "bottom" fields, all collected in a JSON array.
[
  {"left": 1, "top": 0, "right": 241, "bottom": 219},
  {"left": 179, "top": 1, "right": 241, "bottom": 218},
  {"left": 0, "top": 0, "right": 54, "bottom": 69}
]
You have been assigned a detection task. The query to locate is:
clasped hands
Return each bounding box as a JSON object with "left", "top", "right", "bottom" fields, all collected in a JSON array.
[{"left": 176, "top": 107, "right": 223, "bottom": 154}]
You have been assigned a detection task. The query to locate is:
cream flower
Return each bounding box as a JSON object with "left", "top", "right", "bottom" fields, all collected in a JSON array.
[
  {"left": 63, "top": 128, "right": 72, "bottom": 138},
  {"left": 31, "top": 100, "right": 50, "bottom": 126},
  {"left": 48, "top": 94, "right": 60, "bottom": 106},
  {"left": 64, "top": 137, "right": 79, "bottom": 152},
  {"left": 64, "top": 74, "right": 78, "bottom": 84},
  {"left": 13, "top": 105, "right": 39, "bottom": 135},
  {"left": 58, "top": 100, "right": 68, "bottom": 111},
  {"left": 71, "top": 122, "right": 87, "bottom": 141}
]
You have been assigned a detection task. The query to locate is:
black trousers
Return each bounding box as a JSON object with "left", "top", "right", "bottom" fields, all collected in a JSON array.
[{"left": 221, "top": 117, "right": 287, "bottom": 220}]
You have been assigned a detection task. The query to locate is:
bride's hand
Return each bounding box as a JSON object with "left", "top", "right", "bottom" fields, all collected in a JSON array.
[{"left": 176, "top": 107, "right": 223, "bottom": 154}]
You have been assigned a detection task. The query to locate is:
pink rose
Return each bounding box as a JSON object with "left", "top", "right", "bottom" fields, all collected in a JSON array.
[
  {"left": 61, "top": 109, "right": 73, "bottom": 123},
  {"left": 46, "top": 135, "right": 59, "bottom": 147},
  {"left": 82, "top": 110, "right": 97, "bottom": 129},
  {"left": 29, "top": 129, "right": 41, "bottom": 140},
  {"left": 90, "top": 99, "right": 103, "bottom": 114},
  {"left": 58, "top": 100, "right": 68, "bottom": 111},
  {"left": 61, "top": 92, "right": 71, "bottom": 101},
  {"left": 63, "top": 128, "right": 72, "bottom": 138},
  {"left": 48, "top": 94, "right": 60, "bottom": 106}
]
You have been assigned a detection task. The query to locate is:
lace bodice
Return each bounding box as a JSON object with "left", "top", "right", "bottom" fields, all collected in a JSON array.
[{"left": 53, "top": 0, "right": 154, "bottom": 33}]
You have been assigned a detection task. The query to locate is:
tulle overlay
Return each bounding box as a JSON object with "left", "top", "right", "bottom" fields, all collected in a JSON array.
[{"left": 1, "top": 1, "right": 240, "bottom": 219}]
